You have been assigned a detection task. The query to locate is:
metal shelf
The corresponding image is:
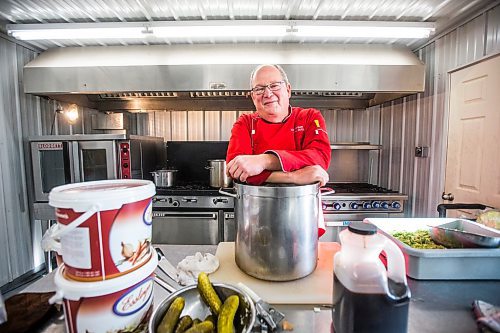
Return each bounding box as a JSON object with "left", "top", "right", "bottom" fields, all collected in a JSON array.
[{"left": 330, "top": 143, "right": 382, "bottom": 150}]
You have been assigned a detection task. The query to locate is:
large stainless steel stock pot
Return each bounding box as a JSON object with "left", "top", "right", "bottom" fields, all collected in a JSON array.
[{"left": 220, "top": 182, "right": 320, "bottom": 281}]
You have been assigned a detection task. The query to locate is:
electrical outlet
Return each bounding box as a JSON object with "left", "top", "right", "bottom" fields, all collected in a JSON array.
[{"left": 415, "top": 146, "right": 429, "bottom": 157}]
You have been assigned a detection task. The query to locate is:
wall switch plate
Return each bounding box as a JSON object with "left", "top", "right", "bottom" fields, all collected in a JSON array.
[{"left": 415, "top": 146, "right": 429, "bottom": 157}]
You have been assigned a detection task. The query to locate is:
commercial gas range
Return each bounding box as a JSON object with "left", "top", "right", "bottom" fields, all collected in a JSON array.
[
  {"left": 152, "top": 181, "right": 407, "bottom": 244},
  {"left": 321, "top": 182, "right": 408, "bottom": 241},
  {"left": 152, "top": 183, "right": 235, "bottom": 245}
]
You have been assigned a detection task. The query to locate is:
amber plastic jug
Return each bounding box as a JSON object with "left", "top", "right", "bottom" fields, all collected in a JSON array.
[{"left": 332, "top": 222, "right": 411, "bottom": 333}]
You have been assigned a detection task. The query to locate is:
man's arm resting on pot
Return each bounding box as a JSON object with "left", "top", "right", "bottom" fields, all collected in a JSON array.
[
  {"left": 266, "top": 165, "right": 329, "bottom": 186},
  {"left": 227, "top": 153, "right": 281, "bottom": 182}
]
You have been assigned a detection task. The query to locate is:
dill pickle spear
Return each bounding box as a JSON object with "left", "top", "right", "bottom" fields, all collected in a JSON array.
[
  {"left": 184, "top": 320, "right": 215, "bottom": 333},
  {"left": 157, "top": 296, "right": 185, "bottom": 333},
  {"left": 217, "top": 295, "right": 239, "bottom": 333},
  {"left": 197, "top": 272, "right": 222, "bottom": 315},
  {"left": 174, "top": 315, "right": 193, "bottom": 333}
]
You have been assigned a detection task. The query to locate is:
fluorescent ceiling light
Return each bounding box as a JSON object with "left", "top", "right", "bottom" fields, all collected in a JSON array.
[
  {"left": 7, "top": 20, "right": 435, "bottom": 41},
  {"left": 294, "top": 21, "right": 435, "bottom": 39}
]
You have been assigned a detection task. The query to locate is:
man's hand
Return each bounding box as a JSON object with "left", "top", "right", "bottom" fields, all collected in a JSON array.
[
  {"left": 290, "top": 165, "right": 329, "bottom": 186},
  {"left": 227, "top": 154, "right": 280, "bottom": 182}
]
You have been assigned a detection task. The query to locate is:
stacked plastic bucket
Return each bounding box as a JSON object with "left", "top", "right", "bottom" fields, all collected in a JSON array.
[{"left": 44, "top": 179, "right": 157, "bottom": 333}]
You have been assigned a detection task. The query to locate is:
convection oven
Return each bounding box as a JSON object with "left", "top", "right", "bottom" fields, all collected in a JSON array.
[{"left": 29, "top": 134, "right": 164, "bottom": 219}]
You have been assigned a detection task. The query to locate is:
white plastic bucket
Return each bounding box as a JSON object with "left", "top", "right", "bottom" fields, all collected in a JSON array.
[
  {"left": 50, "top": 248, "right": 157, "bottom": 333},
  {"left": 44, "top": 179, "right": 156, "bottom": 281}
]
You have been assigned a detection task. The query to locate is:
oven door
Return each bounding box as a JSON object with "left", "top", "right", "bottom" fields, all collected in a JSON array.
[
  {"left": 76, "top": 141, "right": 117, "bottom": 182},
  {"left": 152, "top": 211, "right": 220, "bottom": 245},
  {"left": 31, "top": 141, "right": 74, "bottom": 202}
]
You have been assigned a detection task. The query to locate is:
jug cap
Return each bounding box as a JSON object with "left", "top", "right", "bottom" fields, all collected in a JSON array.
[{"left": 348, "top": 222, "right": 377, "bottom": 235}]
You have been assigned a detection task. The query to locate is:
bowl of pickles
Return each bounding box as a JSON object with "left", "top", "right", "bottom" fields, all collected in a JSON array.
[{"left": 150, "top": 273, "right": 256, "bottom": 333}]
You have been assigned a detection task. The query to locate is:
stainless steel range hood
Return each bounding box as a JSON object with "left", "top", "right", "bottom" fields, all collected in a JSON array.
[{"left": 23, "top": 44, "right": 425, "bottom": 111}]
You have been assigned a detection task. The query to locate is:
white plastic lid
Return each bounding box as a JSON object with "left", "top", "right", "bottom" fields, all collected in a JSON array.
[
  {"left": 49, "top": 179, "right": 155, "bottom": 212},
  {"left": 53, "top": 249, "right": 158, "bottom": 301}
]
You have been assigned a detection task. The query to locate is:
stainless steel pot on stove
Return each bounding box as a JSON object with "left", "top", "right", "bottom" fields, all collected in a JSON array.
[
  {"left": 206, "top": 159, "right": 233, "bottom": 188},
  {"left": 150, "top": 169, "right": 177, "bottom": 187},
  {"left": 220, "top": 182, "right": 320, "bottom": 281}
]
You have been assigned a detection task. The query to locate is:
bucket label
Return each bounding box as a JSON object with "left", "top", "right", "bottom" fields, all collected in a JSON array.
[
  {"left": 61, "top": 227, "right": 91, "bottom": 269},
  {"left": 113, "top": 277, "right": 154, "bottom": 316},
  {"left": 143, "top": 200, "right": 152, "bottom": 225}
]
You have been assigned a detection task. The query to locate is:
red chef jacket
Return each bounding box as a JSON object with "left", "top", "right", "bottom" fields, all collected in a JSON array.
[{"left": 226, "top": 106, "right": 331, "bottom": 185}]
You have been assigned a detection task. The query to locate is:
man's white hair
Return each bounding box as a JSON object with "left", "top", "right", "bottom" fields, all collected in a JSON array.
[{"left": 249, "top": 64, "right": 290, "bottom": 88}]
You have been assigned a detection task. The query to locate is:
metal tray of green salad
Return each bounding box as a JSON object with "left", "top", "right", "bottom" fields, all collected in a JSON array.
[{"left": 364, "top": 218, "right": 500, "bottom": 280}]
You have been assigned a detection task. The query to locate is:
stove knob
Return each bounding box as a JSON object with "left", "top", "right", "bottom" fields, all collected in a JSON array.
[
  {"left": 363, "top": 202, "right": 372, "bottom": 209},
  {"left": 381, "top": 201, "right": 389, "bottom": 209},
  {"left": 372, "top": 201, "right": 381, "bottom": 208},
  {"left": 322, "top": 203, "right": 329, "bottom": 210},
  {"left": 333, "top": 202, "right": 342, "bottom": 210},
  {"left": 350, "top": 202, "right": 359, "bottom": 209},
  {"left": 391, "top": 201, "right": 401, "bottom": 209},
  {"left": 172, "top": 200, "right": 180, "bottom": 207}
]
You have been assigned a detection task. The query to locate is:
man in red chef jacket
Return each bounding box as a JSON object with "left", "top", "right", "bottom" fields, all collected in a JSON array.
[{"left": 226, "top": 64, "right": 331, "bottom": 187}]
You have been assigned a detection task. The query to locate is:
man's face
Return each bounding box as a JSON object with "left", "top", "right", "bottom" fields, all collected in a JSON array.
[{"left": 250, "top": 66, "right": 291, "bottom": 123}]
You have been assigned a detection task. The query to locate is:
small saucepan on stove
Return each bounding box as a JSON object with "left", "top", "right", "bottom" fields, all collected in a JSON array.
[
  {"left": 150, "top": 169, "right": 177, "bottom": 188},
  {"left": 205, "top": 159, "right": 233, "bottom": 188}
]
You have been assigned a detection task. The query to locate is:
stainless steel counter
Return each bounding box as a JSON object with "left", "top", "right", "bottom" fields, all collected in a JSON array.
[{"left": 29, "top": 244, "right": 500, "bottom": 333}]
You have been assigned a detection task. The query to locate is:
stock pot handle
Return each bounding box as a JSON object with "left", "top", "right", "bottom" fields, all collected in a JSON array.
[
  {"left": 320, "top": 187, "right": 335, "bottom": 196},
  {"left": 219, "top": 188, "right": 238, "bottom": 198}
]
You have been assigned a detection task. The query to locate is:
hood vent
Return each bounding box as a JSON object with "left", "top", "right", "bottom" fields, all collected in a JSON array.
[
  {"left": 23, "top": 44, "right": 425, "bottom": 110},
  {"left": 100, "top": 92, "right": 179, "bottom": 99},
  {"left": 190, "top": 91, "right": 250, "bottom": 98}
]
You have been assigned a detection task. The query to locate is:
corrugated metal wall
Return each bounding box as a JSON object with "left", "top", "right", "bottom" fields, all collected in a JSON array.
[
  {"left": 0, "top": 36, "right": 42, "bottom": 287},
  {"left": 377, "top": 4, "right": 500, "bottom": 217},
  {"left": 138, "top": 107, "right": 379, "bottom": 182},
  {"left": 0, "top": 34, "right": 102, "bottom": 288}
]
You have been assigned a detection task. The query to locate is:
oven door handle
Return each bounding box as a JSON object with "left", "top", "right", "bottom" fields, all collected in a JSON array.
[{"left": 153, "top": 212, "right": 218, "bottom": 219}]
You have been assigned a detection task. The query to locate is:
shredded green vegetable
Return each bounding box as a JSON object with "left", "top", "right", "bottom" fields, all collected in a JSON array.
[{"left": 391, "top": 230, "right": 446, "bottom": 249}]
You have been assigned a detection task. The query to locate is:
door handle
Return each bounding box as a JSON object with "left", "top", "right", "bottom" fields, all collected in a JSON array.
[{"left": 441, "top": 192, "right": 454, "bottom": 201}]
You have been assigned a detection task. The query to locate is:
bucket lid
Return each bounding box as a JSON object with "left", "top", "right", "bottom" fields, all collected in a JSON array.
[
  {"left": 53, "top": 249, "right": 157, "bottom": 300},
  {"left": 49, "top": 179, "right": 155, "bottom": 211}
]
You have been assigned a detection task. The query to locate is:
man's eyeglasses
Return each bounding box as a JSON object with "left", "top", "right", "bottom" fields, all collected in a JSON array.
[{"left": 251, "top": 81, "right": 285, "bottom": 95}]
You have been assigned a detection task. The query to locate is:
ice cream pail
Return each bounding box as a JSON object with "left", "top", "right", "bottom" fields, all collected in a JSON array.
[
  {"left": 43, "top": 179, "right": 155, "bottom": 281},
  {"left": 50, "top": 249, "right": 157, "bottom": 333}
]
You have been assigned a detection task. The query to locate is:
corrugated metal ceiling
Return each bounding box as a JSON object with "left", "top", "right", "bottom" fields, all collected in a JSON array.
[{"left": 0, "top": 0, "right": 495, "bottom": 50}]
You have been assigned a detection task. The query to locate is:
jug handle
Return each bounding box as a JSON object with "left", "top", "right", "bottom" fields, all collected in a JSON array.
[
  {"left": 382, "top": 238, "right": 411, "bottom": 301},
  {"left": 382, "top": 237, "right": 407, "bottom": 285}
]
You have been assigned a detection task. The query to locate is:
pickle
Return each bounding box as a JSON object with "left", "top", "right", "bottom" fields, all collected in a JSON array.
[
  {"left": 174, "top": 315, "right": 193, "bottom": 333},
  {"left": 197, "top": 272, "right": 222, "bottom": 315},
  {"left": 217, "top": 295, "right": 239, "bottom": 333},
  {"left": 192, "top": 318, "right": 202, "bottom": 325},
  {"left": 204, "top": 314, "right": 216, "bottom": 325},
  {"left": 157, "top": 297, "right": 185, "bottom": 333},
  {"left": 184, "top": 320, "right": 215, "bottom": 333}
]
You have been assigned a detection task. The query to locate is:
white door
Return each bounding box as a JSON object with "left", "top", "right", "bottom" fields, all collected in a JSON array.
[{"left": 444, "top": 54, "right": 500, "bottom": 216}]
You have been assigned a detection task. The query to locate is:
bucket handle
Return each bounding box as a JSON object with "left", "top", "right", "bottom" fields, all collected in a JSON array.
[
  {"left": 48, "top": 290, "right": 64, "bottom": 304},
  {"left": 41, "top": 205, "right": 100, "bottom": 254}
]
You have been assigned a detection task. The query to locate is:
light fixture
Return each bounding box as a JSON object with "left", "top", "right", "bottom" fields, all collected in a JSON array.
[
  {"left": 65, "top": 104, "right": 79, "bottom": 125},
  {"left": 6, "top": 20, "right": 435, "bottom": 41}
]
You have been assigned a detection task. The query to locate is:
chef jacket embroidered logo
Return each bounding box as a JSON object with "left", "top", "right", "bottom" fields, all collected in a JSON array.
[
  {"left": 292, "top": 125, "right": 305, "bottom": 132},
  {"left": 113, "top": 277, "right": 153, "bottom": 316},
  {"left": 143, "top": 200, "right": 153, "bottom": 225}
]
